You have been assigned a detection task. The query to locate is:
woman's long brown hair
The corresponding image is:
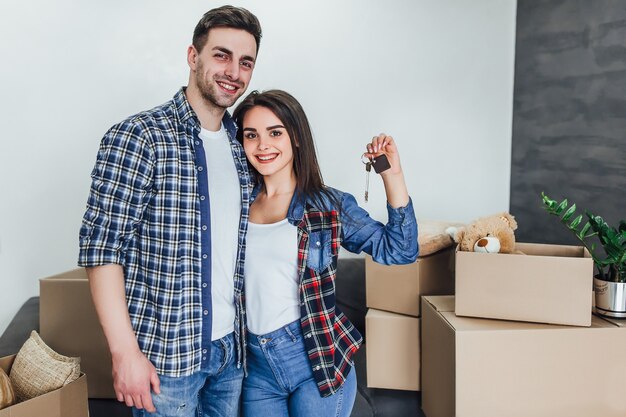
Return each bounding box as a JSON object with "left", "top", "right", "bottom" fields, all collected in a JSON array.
[{"left": 233, "top": 90, "right": 341, "bottom": 212}]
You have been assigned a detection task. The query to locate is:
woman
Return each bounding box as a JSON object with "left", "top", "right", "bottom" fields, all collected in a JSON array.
[{"left": 233, "top": 90, "right": 418, "bottom": 417}]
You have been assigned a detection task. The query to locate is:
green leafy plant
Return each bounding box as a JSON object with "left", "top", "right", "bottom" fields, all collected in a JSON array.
[{"left": 541, "top": 192, "right": 626, "bottom": 282}]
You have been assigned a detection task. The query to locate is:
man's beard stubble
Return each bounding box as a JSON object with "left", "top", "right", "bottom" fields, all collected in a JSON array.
[{"left": 195, "top": 62, "right": 242, "bottom": 111}]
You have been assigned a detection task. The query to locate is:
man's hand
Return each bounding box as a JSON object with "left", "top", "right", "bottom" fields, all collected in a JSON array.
[{"left": 112, "top": 348, "right": 161, "bottom": 412}]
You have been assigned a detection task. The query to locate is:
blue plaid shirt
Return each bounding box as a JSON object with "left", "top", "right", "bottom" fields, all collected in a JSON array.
[{"left": 78, "top": 88, "right": 250, "bottom": 376}]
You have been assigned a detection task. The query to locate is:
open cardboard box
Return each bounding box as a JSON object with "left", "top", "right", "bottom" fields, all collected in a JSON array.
[
  {"left": 365, "top": 308, "right": 420, "bottom": 391},
  {"left": 421, "top": 295, "right": 626, "bottom": 417},
  {"left": 455, "top": 242, "right": 593, "bottom": 326},
  {"left": 40, "top": 268, "right": 115, "bottom": 398},
  {"left": 366, "top": 247, "right": 455, "bottom": 317},
  {"left": 0, "top": 355, "right": 88, "bottom": 417}
]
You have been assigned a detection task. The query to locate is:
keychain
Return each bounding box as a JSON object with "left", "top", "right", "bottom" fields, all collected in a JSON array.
[{"left": 361, "top": 153, "right": 391, "bottom": 202}]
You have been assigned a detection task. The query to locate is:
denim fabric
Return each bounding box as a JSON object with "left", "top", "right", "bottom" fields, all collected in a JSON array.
[
  {"left": 250, "top": 185, "right": 419, "bottom": 266},
  {"left": 288, "top": 190, "right": 418, "bottom": 267},
  {"left": 243, "top": 320, "right": 357, "bottom": 417},
  {"left": 248, "top": 185, "right": 417, "bottom": 397},
  {"left": 132, "top": 332, "right": 243, "bottom": 417}
]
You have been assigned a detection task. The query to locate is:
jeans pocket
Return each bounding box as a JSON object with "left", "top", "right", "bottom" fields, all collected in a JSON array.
[
  {"left": 217, "top": 336, "right": 231, "bottom": 374},
  {"left": 306, "top": 230, "right": 333, "bottom": 271}
]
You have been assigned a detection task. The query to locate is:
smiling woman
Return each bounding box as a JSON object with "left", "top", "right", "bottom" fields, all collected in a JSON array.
[
  {"left": 232, "top": 89, "right": 418, "bottom": 417},
  {"left": 242, "top": 106, "right": 295, "bottom": 181}
]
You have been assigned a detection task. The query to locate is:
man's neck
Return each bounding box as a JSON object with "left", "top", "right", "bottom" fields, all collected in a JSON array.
[{"left": 185, "top": 84, "right": 226, "bottom": 131}]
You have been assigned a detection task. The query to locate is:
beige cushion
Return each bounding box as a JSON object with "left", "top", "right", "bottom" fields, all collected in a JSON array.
[
  {"left": 418, "top": 220, "right": 464, "bottom": 257},
  {"left": 9, "top": 331, "right": 80, "bottom": 402},
  {"left": 0, "top": 367, "right": 15, "bottom": 410}
]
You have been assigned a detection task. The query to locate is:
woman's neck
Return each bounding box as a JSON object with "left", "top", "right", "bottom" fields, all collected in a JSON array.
[
  {"left": 261, "top": 171, "right": 297, "bottom": 198},
  {"left": 250, "top": 172, "right": 297, "bottom": 224}
]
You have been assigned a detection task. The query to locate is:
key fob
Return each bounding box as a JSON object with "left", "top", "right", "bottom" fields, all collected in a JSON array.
[{"left": 372, "top": 154, "right": 391, "bottom": 174}]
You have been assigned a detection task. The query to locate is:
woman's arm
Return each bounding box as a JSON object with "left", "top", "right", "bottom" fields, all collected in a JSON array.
[{"left": 339, "top": 132, "right": 418, "bottom": 264}]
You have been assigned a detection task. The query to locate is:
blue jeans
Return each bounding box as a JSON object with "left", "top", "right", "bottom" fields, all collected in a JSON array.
[
  {"left": 132, "top": 332, "right": 243, "bottom": 417},
  {"left": 243, "top": 320, "right": 357, "bottom": 417}
]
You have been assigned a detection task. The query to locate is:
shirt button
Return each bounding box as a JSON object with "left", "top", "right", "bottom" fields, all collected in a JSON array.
[
  {"left": 314, "top": 365, "right": 321, "bottom": 371},
  {"left": 202, "top": 282, "right": 208, "bottom": 288},
  {"left": 203, "top": 310, "right": 208, "bottom": 316},
  {"left": 195, "top": 140, "right": 200, "bottom": 145},
  {"left": 203, "top": 254, "right": 208, "bottom": 259},
  {"left": 202, "top": 349, "right": 207, "bottom": 354},
  {"left": 202, "top": 356, "right": 206, "bottom": 360},
  {"left": 202, "top": 225, "right": 208, "bottom": 231},
  {"left": 316, "top": 241, "right": 321, "bottom": 246},
  {"left": 198, "top": 166, "right": 203, "bottom": 171},
  {"left": 200, "top": 195, "right": 206, "bottom": 201},
  {"left": 305, "top": 334, "right": 312, "bottom": 338}
]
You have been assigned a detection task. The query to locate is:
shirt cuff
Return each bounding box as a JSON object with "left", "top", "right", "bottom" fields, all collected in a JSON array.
[
  {"left": 386, "top": 197, "right": 415, "bottom": 226},
  {"left": 78, "top": 245, "right": 124, "bottom": 267}
]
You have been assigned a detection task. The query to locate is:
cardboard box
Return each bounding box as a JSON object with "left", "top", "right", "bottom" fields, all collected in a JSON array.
[
  {"left": 0, "top": 355, "right": 88, "bottom": 417},
  {"left": 455, "top": 242, "right": 593, "bottom": 326},
  {"left": 366, "top": 247, "right": 455, "bottom": 317},
  {"left": 40, "top": 268, "right": 115, "bottom": 398},
  {"left": 422, "top": 295, "right": 626, "bottom": 417},
  {"left": 365, "top": 308, "right": 420, "bottom": 391}
]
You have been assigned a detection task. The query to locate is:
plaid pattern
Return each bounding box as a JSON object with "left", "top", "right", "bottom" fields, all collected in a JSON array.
[
  {"left": 289, "top": 191, "right": 417, "bottom": 397},
  {"left": 78, "top": 88, "right": 250, "bottom": 377},
  {"left": 297, "top": 207, "right": 361, "bottom": 397}
]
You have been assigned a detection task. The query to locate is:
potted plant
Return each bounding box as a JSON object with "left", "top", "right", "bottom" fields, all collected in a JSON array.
[{"left": 541, "top": 192, "right": 626, "bottom": 318}]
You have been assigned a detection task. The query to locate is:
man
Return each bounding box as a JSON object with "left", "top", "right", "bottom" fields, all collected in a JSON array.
[{"left": 78, "top": 6, "right": 261, "bottom": 416}]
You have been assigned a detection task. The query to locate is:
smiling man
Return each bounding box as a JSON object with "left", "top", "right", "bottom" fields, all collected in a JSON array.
[{"left": 78, "top": 6, "right": 262, "bottom": 417}]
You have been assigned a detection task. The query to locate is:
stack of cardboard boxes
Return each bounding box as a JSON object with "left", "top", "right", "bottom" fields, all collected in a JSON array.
[
  {"left": 27, "top": 241, "right": 626, "bottom": 416},
  {"left": 365, "top": 246, "right": 455, "bottom": 391},
  {"left": 421, "top": 243, "right": 626, "bottom": 417}
]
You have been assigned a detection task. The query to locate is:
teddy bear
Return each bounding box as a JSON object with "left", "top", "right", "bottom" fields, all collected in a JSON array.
[{"left": 446, "top": 212, "right": 518, "bottom": 254}]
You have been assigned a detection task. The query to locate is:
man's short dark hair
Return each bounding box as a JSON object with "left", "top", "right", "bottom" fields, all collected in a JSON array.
[{"left": 193, "top": 5, "right": 262, "bottom": 54}]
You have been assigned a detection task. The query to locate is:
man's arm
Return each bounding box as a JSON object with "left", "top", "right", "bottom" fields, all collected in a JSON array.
[{"left": 86, "top": 265, "right": 160, "bottom": 412}]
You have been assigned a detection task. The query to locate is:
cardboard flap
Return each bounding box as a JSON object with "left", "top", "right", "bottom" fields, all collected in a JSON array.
[
  {"left": 0, "top": 355, "right": 15, "bottom": 374},
  {"left": 515, "top": 242, "right": 589, "bottom": 258},
  {"left": 39, "top": 268, "right": 87, "bottom": 282},
  {"left": 443, "top": 310, "right": 616, "bottom": 332},
  {"left": 422, "top": 295, "right": 455, "bottom": 313},
  {"left": 60, "top": 374, "right": 89, "bottom": 417}
]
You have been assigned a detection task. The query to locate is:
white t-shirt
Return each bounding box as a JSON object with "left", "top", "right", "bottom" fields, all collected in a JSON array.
[
  {"left": 199, "top": 125, "right": 240, "bottom": 341},
  {"left": 244, "top": 218, "right": 300, "bottom": 335}
]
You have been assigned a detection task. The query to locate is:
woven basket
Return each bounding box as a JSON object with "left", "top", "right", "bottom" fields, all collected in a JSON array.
[{"left": 9, "top": 331, "right": 80, "bottom": 402}]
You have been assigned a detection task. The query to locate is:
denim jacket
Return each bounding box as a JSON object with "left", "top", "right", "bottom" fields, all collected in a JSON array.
[{"left": 249, "top": 186, "right": 418, "bottom": 396}]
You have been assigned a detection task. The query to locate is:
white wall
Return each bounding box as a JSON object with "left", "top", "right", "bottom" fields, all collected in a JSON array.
[{"left": 0, "top": 0, "right": 517, "bottom": 335}]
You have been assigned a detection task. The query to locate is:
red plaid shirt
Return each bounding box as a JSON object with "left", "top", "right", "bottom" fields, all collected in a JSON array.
[
  {"left": 296, "top": 205, "right": 360, "bottom": 397},
  {"left": 285, "top": 189, "right": 418, "bottom": 397}
]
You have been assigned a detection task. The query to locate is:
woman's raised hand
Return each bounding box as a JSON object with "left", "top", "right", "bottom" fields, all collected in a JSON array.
[{"left": 364, "top": 133, "right": 403, "bottom": 177}]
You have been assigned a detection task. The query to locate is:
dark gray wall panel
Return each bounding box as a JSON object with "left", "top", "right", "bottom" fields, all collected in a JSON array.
[{"left": 511, "top": 0, "right": 626, "bottom": 249}]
